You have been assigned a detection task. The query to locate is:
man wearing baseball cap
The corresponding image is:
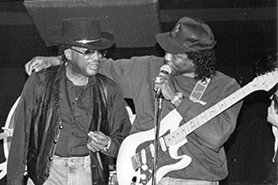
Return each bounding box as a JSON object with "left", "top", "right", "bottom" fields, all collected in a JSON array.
[
  {"left": 25, "top": 17, "right": 242, "bottom": 185},
  {"left": 7, "top": 17, "right": 131, "bottom": 185}
]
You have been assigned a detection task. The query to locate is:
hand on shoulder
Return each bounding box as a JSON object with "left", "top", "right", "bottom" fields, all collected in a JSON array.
[{"left": 25, "top": 56, "right": 61, "bottom": 75}]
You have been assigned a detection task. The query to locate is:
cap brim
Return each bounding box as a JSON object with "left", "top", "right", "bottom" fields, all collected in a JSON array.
[{"left": 155, "top": 32, "right": 190, "bottom": 54}]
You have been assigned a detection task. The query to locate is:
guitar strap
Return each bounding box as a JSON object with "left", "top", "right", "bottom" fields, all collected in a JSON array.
[{"left": 189, "top": 78, "right": 211, "bottom": 105}]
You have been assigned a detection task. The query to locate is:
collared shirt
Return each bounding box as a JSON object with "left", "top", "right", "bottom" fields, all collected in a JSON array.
[{"left": 55, "top": 75, "right": 92, "bottom": 157}]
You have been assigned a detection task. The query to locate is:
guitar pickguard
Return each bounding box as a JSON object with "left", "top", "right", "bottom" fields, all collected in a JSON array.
[
  {"left": 131, "top": 131, "right": 186, "bottom": 185},
  {"left": 117, "top": 110, "right": 192, "bottom": 185}
]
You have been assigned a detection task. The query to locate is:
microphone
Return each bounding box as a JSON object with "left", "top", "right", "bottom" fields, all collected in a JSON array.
[
  {"left": 156, "top": 65, "right": 172, "bottom": 99},
  {"left": 160, "top": 64, "right": 172, "bottom": 75}
]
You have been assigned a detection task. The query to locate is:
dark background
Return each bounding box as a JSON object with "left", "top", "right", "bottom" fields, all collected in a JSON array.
[{"left": 0, "top": 0, "right": 277, "bottom": 184}]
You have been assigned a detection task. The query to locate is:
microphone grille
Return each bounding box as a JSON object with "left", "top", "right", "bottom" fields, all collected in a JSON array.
[{"left": 160, "top": 65, "right": 172, "bottom": 74}]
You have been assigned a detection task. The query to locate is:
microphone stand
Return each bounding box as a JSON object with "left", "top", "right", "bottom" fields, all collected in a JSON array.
[{"left": 152, "top": 93, "right": 163, "bottom": 185}]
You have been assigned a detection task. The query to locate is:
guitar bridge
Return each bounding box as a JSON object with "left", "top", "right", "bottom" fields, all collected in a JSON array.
[{"left": 131, "top": 154, "right": 141, "bottom": 171}]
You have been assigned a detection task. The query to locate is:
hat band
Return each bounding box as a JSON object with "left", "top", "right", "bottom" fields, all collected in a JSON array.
[{"left": 76, "top": 39, "right": 101, "bottom": 44}]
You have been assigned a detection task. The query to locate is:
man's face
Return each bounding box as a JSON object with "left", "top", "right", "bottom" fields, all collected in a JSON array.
[
  {"left": 164, "top": 52, "right": 195, "bottom": 76},
  {"left": 68, "top": 46, "right": 105, "bottom": 77}
]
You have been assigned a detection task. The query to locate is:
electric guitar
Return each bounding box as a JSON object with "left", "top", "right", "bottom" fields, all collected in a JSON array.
[{"left": 116, "top": 70, "right": 278, "bottom": 185}]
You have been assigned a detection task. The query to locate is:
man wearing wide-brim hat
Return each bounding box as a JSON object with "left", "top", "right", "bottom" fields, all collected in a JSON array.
[
  {"left": 26, "top": 17, "right": 243, "bottom": 185},
  {"left": 7, "top": 17, "right": 131, "bottom": 185}
]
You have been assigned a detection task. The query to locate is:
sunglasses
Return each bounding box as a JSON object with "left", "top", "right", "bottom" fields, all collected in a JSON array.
[{"left": 71, "top": 47, "right": 107, "bottom": 58}]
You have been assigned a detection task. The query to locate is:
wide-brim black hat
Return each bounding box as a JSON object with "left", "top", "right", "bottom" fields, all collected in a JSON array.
[{"left": 47, "top": 17, "right": 115, "bottom": 50}]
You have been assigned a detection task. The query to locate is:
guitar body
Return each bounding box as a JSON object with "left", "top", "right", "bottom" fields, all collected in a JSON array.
[{"left": 117, "top": 110, "right": 192, "bottom": 185}]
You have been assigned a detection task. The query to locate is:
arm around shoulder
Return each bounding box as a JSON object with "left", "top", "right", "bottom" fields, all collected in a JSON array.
[{"left": 25, "top": 56, "right": 62, "bottom": 75}]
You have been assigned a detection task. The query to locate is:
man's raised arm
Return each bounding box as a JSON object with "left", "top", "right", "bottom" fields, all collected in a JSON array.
[{"left": 25, "top": 56, "right": 62, "bottom": 75}]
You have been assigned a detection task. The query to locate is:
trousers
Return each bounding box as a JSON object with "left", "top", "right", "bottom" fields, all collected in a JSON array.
[{"left": 27, "top": 155, "right": 92, "bottom": 185}]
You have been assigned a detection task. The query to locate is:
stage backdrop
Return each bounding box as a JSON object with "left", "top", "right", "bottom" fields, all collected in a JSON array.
[{"left": 23, "top": 0, "right": 161, "bottom": 48}]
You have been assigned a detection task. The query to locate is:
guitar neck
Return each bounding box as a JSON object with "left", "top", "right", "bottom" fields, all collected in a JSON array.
[{"left": 164, "top": 82, "right": 254, "bottom": 146}]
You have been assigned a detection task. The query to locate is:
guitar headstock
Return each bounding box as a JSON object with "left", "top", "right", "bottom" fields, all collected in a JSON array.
[
  {"left": 252, "top": 54, "right": 278, "bottom": 92},
  {"left": 251, "top": 70, "right": 278, "bottom": 91}
]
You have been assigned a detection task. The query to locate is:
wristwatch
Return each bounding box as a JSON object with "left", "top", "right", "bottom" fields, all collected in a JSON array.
[
  {"left": 101, "top": 136, "right": 111, "bottom": 153},
  {"left": 171, "top": 92, "right": 183, "bottom": 105}
]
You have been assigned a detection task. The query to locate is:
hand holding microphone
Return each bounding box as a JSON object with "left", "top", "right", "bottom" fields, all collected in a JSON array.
[
  {"left": 155, "top": 65, "right": 172, "bottom": 97},
  {"left": 153, "top": 65, "right": 177, "bottom": 100}
]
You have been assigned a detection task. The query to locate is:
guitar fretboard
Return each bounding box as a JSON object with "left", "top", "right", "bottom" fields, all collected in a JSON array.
[{"left": 163, "top": 82, "right": 255, "bottom": 147}]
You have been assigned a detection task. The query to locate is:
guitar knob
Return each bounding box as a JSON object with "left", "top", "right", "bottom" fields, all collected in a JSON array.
[
  {"left": 140, "top": 173, "right": 147, "bottom": 180},
  {"left": 141, "top": 164, "right": 148, "bottom": 171}
]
